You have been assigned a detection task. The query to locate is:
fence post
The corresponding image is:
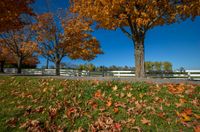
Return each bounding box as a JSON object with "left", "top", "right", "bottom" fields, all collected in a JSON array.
[{"left": 188, "top": 72, "right": 191, "bottom": 80}]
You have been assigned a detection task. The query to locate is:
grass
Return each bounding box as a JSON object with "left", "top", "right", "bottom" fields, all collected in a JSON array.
[{"left": 0, "top": 76, "right": 199, "bottom": 131}]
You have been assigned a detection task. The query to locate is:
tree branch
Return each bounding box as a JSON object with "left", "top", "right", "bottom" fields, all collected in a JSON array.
[{"left": 120, "top": 26, "right": 133, "bottom": 39}]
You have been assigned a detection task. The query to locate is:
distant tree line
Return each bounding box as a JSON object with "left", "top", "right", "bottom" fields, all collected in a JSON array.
[
  {"left": 45, "top": 63, "right": 135, "bottom": 72},
  {"left": 43, "top": 62, "right": 173, "bottom": 73},
  {"left": 78, "top": 64, "right": 135, "bottom": 72},
  {"left": 145, "top": 61, "right": 172, "bottom": 73}
]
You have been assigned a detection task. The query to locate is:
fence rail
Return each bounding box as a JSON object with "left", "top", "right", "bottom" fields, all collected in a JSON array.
[{"left": 2, "top": 68, "right": 200, "bottom": 80}]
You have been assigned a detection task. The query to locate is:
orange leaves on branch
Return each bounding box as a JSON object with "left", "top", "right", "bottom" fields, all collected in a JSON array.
[
  {"left": 0, "top": 25, "right": 39, "bottom": 67},
  {"left": 70, "top": 0, "right": 200, "bottom": 78},
  {"left": 70, "top": 0, "right": 200, "bottom": 31},
  {"left": 0, "top": 0, "right": 35, "bottom": 32},
  {"left": 33, "top": 11, "right": 102, "bottom": 64},
  {"left": 63, "top": 15, "right": 103, "bottom": 61}
]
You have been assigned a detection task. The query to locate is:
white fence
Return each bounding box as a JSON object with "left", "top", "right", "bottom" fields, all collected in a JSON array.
[
  {"left": 3, "top": 68, "right": 88, "bottom": 77},
  {"left": 111, "top": 71, "right": 135, "bottom": 77},
  {"left": 2, "top": 68, "right": 200, "bottom": 80},
  {"left": 111, "top": 70, "right": 200, "bottom": 80},
  {"left": 186, "top": 70, "right": 200, "bottom": 80}
]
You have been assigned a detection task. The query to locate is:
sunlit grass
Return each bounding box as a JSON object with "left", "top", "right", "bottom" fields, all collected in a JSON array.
[{"left": 0, "top": 76, "right": 199, "bottom": 131}]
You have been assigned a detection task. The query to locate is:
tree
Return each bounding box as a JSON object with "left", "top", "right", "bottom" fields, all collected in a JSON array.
[
  {"left": 0, "top": 26, "right": 38, "bottom": 73},
  {"left": 70, "top": 0, "right": 200, "bottom": 78},
  {"left": 179, "top": 67, "right": 185, "bottom": 73},
  {"left": 0, "top": 0, "right": 35, "bottom": 32},
  {"left": 154, "top": 62, "right": 162, "bottom": 72},
  {"left": 86, "top": 64, "right": 96, "bottom": 72},
  {"left": 145, "top": 61, "right": 154, "bottom": 72},
  {"left": 163, "top": 61, "right": 172, "bottom": 72},
  {"left": 0, "top": 46, "right": 13, "bottom": 73},
  {"left": 33, "top": 12, "right": 102, "bottom": 75}
]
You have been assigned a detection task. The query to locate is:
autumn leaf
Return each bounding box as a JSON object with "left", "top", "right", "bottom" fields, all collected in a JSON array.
[
  {"left": 194, "top": 114, "right": 200, "bottom": 119},
  {"left": 141, "top": 117, "right": 151, "bottom": 125},
  {"left": 0, "top": 0, "right": 34, "bottom": 33},
  {"left": 112, "top": 85, "right": 118, "bottom": 91},
  {"left": 183, "top": 108, "right": 192, "bottom": 116},
  {"left": 114, "top": 123, "right": 121, "bottom": 130},
  {"left": 181, "top": 113, "right": 191, "bottom": 122},
  {"left": 70, "top": 0, "right": 200, "bottom": 78},
  {"left": 177, "top": 110, "right": 192, "bottom": 123},
  {"left": 113, "top": 107, "right": 119, "bottom": 113},
  {"left": 114, "top": 102, "right": 126, "bottom": 108},
  {"left": 135, "top": 101, "right": 142, "bottom": 109},
  {"left": 120, "top": 93, "right": 125, "bottom": 98},
  {"left": 157, "top": 112, "right": 165, "bottom": 119},
  {"left": 194, "top": 125, "right": 200, "bottom": 132},
  {"left": 106, "top": 100, "right": 112, "bottom": 107},
  {"left": 94, "top": 90, "right": 102, "bottom": 99},
  {"left": 49, "top": 107, "right": 58, "bottom": 120},
  {"left": 127, "top": 92, "right": 132, "bottom": 98},
  {"left": 66, "top": 107, "right": 77, "bottom": 118},
  {"left": 6, "top": 118, "right": 18, "bottom": 127}
]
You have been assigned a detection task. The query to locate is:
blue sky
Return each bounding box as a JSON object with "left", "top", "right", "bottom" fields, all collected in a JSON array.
[{"left": 33, "top": 0, "right": 200, "bottom": 70}]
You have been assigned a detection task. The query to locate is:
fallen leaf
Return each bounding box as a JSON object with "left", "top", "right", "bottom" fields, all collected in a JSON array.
[
  {"left": 112, "top": 85, "right": 118, "bottom": 91},
  {"left": 127, "top": 92, "right": 132, "bottom": 97},
  {"left": 181, "top": 113, "right": 191, "bottom": 122},
  {"left": 135, "top": 101, "right": 142, "bottom": 109},
  {"left": 141, "top": 117, "right": 151, "bottom": 125},
  {"left": 120, "top": 93, "right": 125, "bottom": 98},
  {"left": 132, "top": 126, "right": 141, "bottom": 132},
  {"left": 183, "top": 108, "right": 192, "bottom": 116},
  {"left": 66, "top": 107, "right": 77, "bottom": 118},
  {"left": 194, "top": 114, "right": 200, "bottom": 119},
  {"left": 113, "top": 108, "right": 119, "bottom": 113},
  {"left": 127, "top": 118, "right": 135, "bottom": 124},
  {"left": 158, "top": 112, "right": 165, "bottom": 118},
  {"left": 179, "top": 98, "right": 187, "bottom": 103},
  {"left": 106, "top": 100, "right": 112, "bottom": 107},
  {"left": 114, "top": 102, "right": 126, "bottom": 108},
  {"left": 194, "top": 125, "right": 200, "bottom": 132},
  {"left": 94, "top": 90, "right": 102, "bottom": 98},
  {"left": 139, "top": 93, "right": 144, "bottom": 98},
  {"left": 114, "top": 123, "right": 121, "bottom": 130},
  {"left": 49, "top": 107, "right": 58, "bottom": 120},
  {"left": 6, "top": 118, "right": 18, "bottom": 127}
]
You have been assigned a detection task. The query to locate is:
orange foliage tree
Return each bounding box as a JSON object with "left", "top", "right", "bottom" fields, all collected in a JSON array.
[
  {"left": 0, "top": 46, "right": 12, "bottom": 72},
  {"left": 33, "top": 12, "right": 102, "bottom": 75},
  {"left": 70, "top": 0, "right": 200, "bottom": 78},
  {"left": 0, "top": 0, "right": 35, "bottom": 33},
  {"left": 0, "top": 26, "right": 38, "bottom": 74}
]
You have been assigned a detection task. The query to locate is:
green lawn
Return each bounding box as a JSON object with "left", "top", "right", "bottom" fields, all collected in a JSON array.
[{"left": 0, "top": 76, "right": 199, "bottom": 131}]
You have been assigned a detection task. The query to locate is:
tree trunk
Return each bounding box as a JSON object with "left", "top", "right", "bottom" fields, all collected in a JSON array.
[
  {"left": 46, "top": 58, "right": 49, "bottom": 69},
  {"left": 17, "top": 57, "right": 22, "bottom": 74},
  {"left": 0, "top": 61, "right": 5, "bottom": 73},
  {"left": 134, "top": 39, "right": 145, "bottom": 78},
  {"left": 55, "top": 61, "right": 60, "bottom": 76}
]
